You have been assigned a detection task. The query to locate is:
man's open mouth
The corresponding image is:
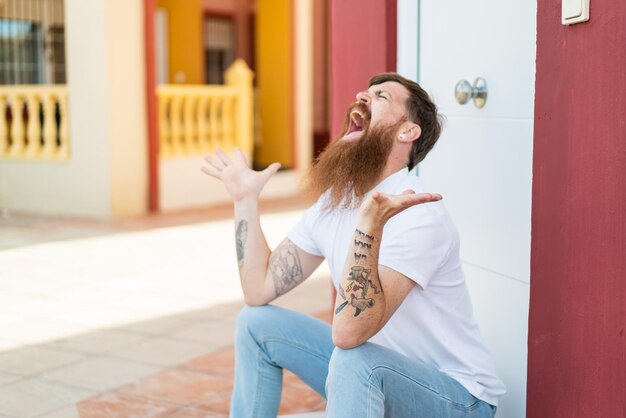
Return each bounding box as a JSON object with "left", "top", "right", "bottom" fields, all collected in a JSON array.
[
  {"left": 343, "top": 106, "right": 371, "bottom": 140},
  {"left": 347, "top": 109, "right": 365, "bottom": 135}
]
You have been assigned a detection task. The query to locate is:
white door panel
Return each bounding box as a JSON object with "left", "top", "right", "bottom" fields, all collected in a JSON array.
[
  {"left": 465, "top": 264, "right": 529, "bottom": 418},
  {"left": 415, "top": 0, "right": 536, "bottom": 415},
  {"left": 420, "top": 118, "right": 533, "bottom": 282},
  {"left": 420, "top": 1, "right": 537, "bottom": 118}
]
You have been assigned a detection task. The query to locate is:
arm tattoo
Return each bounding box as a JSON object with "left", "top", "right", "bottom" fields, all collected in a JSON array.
[
  {"left": 269, "top": 241, "right": 304, "bottom": 297},
  {"left": 235, "top": 220, "right": 248, "bottom": 268},
  {"left": 336, "top": 229, "right": 381, "bottom": 317}
]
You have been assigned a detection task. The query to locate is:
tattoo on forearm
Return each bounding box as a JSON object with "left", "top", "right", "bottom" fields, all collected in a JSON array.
[
  {"left": 338, "top": 285, "right": 347, "bottom": 300},
  {"left": 336, "top": 229, "right": 381, "bottom": 317},
  {"left": 356, "top": 228, "right": 375, "bottom": 241},
  {"left": 354, "top": 240, "right": 372, "bottom": 250},
  {"left": 235, "top": 220, "right": 248, "bottom": 268},
  {"left": 269, "top": 241, "right": 304, "bottom": 297}
]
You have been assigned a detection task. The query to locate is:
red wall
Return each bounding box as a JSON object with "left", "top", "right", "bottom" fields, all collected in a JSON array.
[
  {"left": 330, "top": 0, "right": 396, "bottom": 137},
  {"left": 527, "top": 0, "right": 626, "bottom": 416}
]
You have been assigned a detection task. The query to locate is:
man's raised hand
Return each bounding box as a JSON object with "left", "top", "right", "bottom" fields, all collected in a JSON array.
[
  {"left": 358, "top": 189, "right": 443, "bottom": 228},
  {"left": 201, "top": 148, "right": 281, "bottom": 202}
]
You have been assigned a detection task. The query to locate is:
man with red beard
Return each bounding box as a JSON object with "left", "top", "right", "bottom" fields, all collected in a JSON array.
[{"left": 202, "top": 73, "right": 505, "bottom": 417}]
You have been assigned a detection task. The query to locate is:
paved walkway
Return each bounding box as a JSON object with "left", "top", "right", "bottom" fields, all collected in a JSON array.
[{"left": 0, "top": 199, "right": 331, "bottom": 417}]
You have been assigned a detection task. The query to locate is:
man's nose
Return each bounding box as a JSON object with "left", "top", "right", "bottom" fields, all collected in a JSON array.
[{"left": 356, "top": 91, "right": 371, "bottom": 105}]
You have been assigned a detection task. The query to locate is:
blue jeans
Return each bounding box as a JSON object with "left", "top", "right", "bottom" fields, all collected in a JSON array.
[{"left": 230, "top": 305, "right": 496, "bottom": 418}]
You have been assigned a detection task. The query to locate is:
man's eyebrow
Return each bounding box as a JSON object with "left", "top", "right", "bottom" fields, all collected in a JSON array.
[{"left": 372, "top": 88, "right": 392, "bottom": 98}]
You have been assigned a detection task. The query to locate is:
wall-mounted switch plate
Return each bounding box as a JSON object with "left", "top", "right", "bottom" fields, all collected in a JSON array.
[{"left": 562, "top": 0, "right": 590, "bottom": 25}]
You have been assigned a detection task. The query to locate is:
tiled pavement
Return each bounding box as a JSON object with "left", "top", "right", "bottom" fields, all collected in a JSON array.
[{"left": 0, "top": 198, "right": 332, "bottom": 417}]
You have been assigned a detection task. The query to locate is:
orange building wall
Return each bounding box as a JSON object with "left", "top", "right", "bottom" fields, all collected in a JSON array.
[
  {"left": 156, "top": 0, "right": 204, "bottom": 84},
  {"left": 254, "top": 0, "right": 293, "bottom": 167}
]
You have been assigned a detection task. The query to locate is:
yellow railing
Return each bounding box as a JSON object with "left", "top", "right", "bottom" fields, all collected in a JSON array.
[
  {"left": 0, "top": 85, "right": 69, "bottom": 161},
  {"left": 157, "top": 59, "right": 254, "bottom": 158}
]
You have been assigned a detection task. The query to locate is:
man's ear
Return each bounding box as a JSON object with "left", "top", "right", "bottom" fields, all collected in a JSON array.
[{"left": 398, "top": 122, "right": 422, "bottom": 143}]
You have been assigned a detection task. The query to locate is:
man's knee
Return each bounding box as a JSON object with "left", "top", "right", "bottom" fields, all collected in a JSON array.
[
  {"left": 327, "top": 344, "right": 375, "bottom": 384},
  {"left": 329, "top": 343, "right": 379, "bottom": 366},
  {"left": 235, "top": 305, "right": 280, "bottom": 341}
]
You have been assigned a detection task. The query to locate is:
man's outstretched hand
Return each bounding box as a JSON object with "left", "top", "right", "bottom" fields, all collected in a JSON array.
[
  {"left": 358, "top": 189, "right": 443, "bottom": 228},
  {"left": 201, "top": 148, "right": 281, "bottom": 202}
]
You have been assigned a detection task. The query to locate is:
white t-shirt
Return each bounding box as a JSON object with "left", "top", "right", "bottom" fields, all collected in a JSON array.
[{"left": 288, "top": 168, "right": 506, "bottom": 406}]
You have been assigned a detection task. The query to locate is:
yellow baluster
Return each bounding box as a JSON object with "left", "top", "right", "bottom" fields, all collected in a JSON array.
[
  {"left": 196, "top": 95, "right": 209, "bottom": 153},
  {"left": 0, "top": 95, "right": 8, "bottom": 156},
  {"left": 57, "top": 91, "right": 70, "bottom": 159},
  {"left": 170, "top": 94, "right": 183, "bottom": 156},
  {"left": 9, "top": 94, "right": 26, "bottom": 157},
  {"left": 183, "top": 93, "right": 197, "bottom": 155},
  {"left": 41, "top": 94, "right": 56, "bottom": 159},
  {"left": 25, "top": 94, "right": 41, "bottom": 158},
  {"left": 222, "top": 94, "right": 234, "bottom": 151},
  {"left": 157, "top": 89, "right": 173, "bottom": 157},
  {"left": 210, "top": 95, "right": 221, "bottom": 149}
]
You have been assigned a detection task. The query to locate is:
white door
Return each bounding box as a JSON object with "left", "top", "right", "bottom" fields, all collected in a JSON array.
[{"left": 402, "top": 1, "right": 537, "bottom": 417}]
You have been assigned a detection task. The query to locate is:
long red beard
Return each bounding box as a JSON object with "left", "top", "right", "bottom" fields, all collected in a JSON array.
[{"left": 304, "top": 113, "right": 400, "bottom": 209}]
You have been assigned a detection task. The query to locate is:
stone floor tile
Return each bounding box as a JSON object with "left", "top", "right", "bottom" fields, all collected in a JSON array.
[
  {"left": 118, "top": 315, "right": 196, "bottom": 336},
  {"left": 278, "top": 383, "right": 326, "bottom": 415},
  {"left": 48, "top": 330, "right": 147, "bottom": 355},
  {"left": 0, "top": 315, "right": 90, "bottom": 346},
  {"left": 0, "top": 372, "right": 21, "bottom": 386},
  {"left": 76, "top": 392, "right": 180, "bottom": 418},
  {"left": 170, "top": 408, "right": 229, "bottom": 418},
  {"left": 181, "top": 347, "right": 234, "bottom": 376},
  {"left": 169, "top": 321, "right": 235, "bottom": 347},
  {"left": 118, "top": 368, "right": 233, "bottom": 406},
  {"left": 0, "top": 378, "right": 94, "bottom": 418},
  {"left": 110, "top": 337, "right": 211, "bottom": 367},
  {"left": 0, "top": 338, "right": 22, "bottom": 354},
  {"left": 190, "top": 389, "right": 232, "bottom": 414},
  {"left": 182, "top": 303, "right": 245, "bottom": 322},
  {"left": 42, "top": 356, "right": 161, "bottom": 392},
  {"left": 0, "top": 346, "right": 85, "bottom": 376},
  {"left": 36, "top": 404, "right": 80, "bottom": 418},
  {"left": 50, "top": 305, "right": 151, "bottom": 330},
  {"left": 283, "top": 370, "right": 313, "bottom": 391}
]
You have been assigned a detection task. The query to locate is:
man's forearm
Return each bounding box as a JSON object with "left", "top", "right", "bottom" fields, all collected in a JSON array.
[
  {"left": 234, "top": 198, "right": 272, "bottom": 304},
  {"left": 332, "top": 223, "right": 386, "bottom": 348}
]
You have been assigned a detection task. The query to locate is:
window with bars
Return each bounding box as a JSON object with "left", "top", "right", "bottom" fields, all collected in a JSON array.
[
  {"left": 204, "top": 17, "right": 235, "bottom": 85},
  {"left": 0, "top": 0, "right": 66, "bottom": 85}
]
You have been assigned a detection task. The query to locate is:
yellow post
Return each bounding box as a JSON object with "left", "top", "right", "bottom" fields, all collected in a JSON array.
[
  {"left": 9, "top": 94, "right": 25, "bottom": 157},
  {"left": 0, "top": 95, "right": 8, "bottom": 155},
  {"left": 57, "top": 92, "right": 70, "bottom": 159},
  {"left": 41, "top": 94, "right": 57, "bottom": 158},
  {"left": 225, "top": 59, "right": 254, "bottom": 159},
  {"left": 25, "top": 95, "right": 41, "bottom": 158}
]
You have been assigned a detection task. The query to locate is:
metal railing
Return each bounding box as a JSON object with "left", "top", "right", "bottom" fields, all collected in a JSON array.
[
  {"left": 0, "top": 85, "right": 69, "bottom": 160},
  {"left": 157, "top": 59, "right": 253, "bottom": 158}
]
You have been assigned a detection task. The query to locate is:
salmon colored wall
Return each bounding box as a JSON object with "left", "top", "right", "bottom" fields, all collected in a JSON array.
[
  {"left": 156, "top": 0, "right": 204, "bottom": 84},
  {"left": 255, "top": 0, "right": 293, "bottom": 167},
  {"left": 527, "top": 0, "right": 626, "bottom": 416},
  {"left": 330, "top": 0, "right": 396, "bottom": 137},
  {"left": 201, "top": 0, "right": 255, "bottom": 69},
  {"left": 313, "top": 0, "right": 329, "bottom": 134}
]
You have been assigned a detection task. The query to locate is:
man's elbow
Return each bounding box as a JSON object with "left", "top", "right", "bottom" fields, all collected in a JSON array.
[
  {"left": 332, "top": 328, "right": 366, "bottom": 350},
  {"left": 243, "top": 294, "right": 270, "bottom": 307}
]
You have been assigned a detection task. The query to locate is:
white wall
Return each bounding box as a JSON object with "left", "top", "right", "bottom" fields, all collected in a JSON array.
[
  {"left": 396, "top": 0, "right": 418, "bottom": 81},
  {"left": 0, "top": 0, "right": 147, "bottom": 218},
  {"left": 105, "top": 0, "right": 148, "bottom": 217},
  {"left": 408, "top": 0, "right": 536, "bottom": 416}
]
